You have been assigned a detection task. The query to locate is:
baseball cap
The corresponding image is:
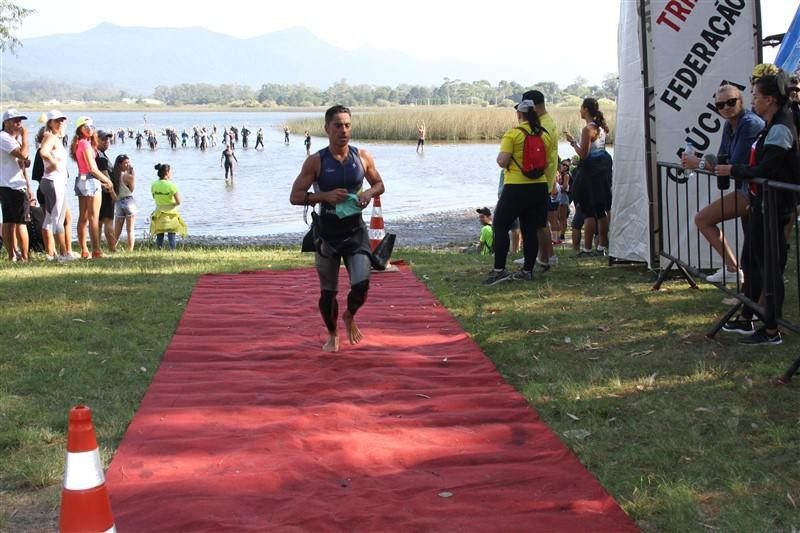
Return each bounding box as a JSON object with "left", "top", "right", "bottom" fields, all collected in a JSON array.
[
  {"left": 2, "top": 109, "right": 28, "bottom": 122},
  {"left": 45, "top": 110, "right": 67, "bottom": 121},
  {"left": 476, "top": 207, "right": 491, "bottom": 217},
  {"left": 514, "top": 99, "right": 535, "bottom": 113},
  {"left": 75, "top": 116, "right": 93, "bottom": 128},
  {"left": 522, "top": 90, "right": 545, "bottom": 106},
  {"left": 96, "top": 129, "right": 113, "bottom": 139}
]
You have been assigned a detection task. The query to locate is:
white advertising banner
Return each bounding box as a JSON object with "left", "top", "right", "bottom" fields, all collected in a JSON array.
[
  {"left": 609, "top": 0, "right": 652, "bottom": 265},
  {"left": 651, "top": 0, "right": 758, "bottom": 269}
]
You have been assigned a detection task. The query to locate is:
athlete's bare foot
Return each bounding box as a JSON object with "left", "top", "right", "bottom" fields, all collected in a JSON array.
[
  {"left": 322, "top": 333, "right": 339, "bottom": 353},
  {"left": 342, "top": 311, "right": 363, "bottom": 345}
]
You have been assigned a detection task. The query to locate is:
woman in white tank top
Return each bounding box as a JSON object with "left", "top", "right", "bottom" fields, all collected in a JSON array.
[
  {"left": 38, "top": 110, "right": 75, "bottom": 260},
  {"left": 564, "top": 97, "right": 612, "bottom": 256}
]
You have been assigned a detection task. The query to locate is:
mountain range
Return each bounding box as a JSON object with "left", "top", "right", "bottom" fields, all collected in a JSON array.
[{"left": 4, "top": 24, "right": 516, "bottom": 95}]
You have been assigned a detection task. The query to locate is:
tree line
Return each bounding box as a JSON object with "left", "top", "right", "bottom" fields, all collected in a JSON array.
[{"left": 3, "top": 76, "right": 619, "bottom": 107}]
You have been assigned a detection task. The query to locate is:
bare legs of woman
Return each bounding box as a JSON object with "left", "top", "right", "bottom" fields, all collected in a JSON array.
[
  {"left": 114, "top": 215, "right": 136, "bottom": 252},
  {"left": 694, "top": 190, "right": 748, "bottom": 273},
  {"left": 78, "top": 194, "right": 102, "bottom": 257}
]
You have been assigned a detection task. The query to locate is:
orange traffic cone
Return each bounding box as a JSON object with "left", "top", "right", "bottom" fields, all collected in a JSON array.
[
  {"left": 59, "top": 405, "right": 116, "bottom": 533},
  {"left": 368, "top": 195, "right": 385, "bottom": 251}
]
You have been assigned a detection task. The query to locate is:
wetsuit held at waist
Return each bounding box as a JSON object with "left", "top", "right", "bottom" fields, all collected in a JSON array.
[{"left": 315, "top": 146, "right": 366, "bottom": 240}]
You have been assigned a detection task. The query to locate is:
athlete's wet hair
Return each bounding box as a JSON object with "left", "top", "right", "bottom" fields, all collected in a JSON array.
[
  {"left": 325, "top": 105, "right": 351, "bottom": 125},
  {"left": 154, "top": 163, "right": 171, "bottom": 179}
]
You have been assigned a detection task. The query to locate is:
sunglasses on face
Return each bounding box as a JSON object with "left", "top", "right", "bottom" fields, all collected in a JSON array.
[
  {"left": 715, "top": 98, "right": 739, "bottom": 110},
  {"left": 790, "top": 87, "right": 800, "bottom": 94}
]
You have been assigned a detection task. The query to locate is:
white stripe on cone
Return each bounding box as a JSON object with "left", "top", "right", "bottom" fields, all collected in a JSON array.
[
  {"left": 371, "top": 206, "right": 382, "bottom": 218},
  {"left": 63, "top": 449, "right": 105, "bottom": 490},
  {"left": 369, "top": 228, "right": 385, "bottom": 241}
]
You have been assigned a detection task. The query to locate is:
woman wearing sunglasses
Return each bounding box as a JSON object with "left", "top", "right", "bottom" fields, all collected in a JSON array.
[
  {"left": 681, "top": 84, "right": 763, "bottom": 284},
  {"left": 715, "top": 72, "right": 799, "bottom": 345}
]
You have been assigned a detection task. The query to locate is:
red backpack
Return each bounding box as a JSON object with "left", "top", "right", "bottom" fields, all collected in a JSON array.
[{"left": 510, "top": 126, "right": 547, "bottom": 179}]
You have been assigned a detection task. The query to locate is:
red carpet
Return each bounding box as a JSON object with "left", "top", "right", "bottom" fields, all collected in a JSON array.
[{"left": 105, "top": 266, "right": 637, "bottom": 532}]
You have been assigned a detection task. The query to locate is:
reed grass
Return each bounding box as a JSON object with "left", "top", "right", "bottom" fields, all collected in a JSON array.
[{"left": 289, "top": 105, "right": 616, "bottom": 144}]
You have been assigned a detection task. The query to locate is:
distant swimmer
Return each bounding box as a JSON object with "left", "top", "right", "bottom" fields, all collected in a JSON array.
[
  {"left": 221, "top": 144, "right": 238, "bottom": 181},
  {"left": 416, "top": 121, "right": 426, "bottom": 153}
]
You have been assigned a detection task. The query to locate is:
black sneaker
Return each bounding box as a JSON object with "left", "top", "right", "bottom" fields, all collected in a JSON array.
[
  {"left": 511, "top": 269, "right": 534, "bottom": 281},
  {"left": 575, "top": 250, "right": 595, "bottom": 258},
  {"left": 721, "top": 318, "right": 755, "bottom": 335},
  {"left": 483, "top": 269, "right": 512, "bottom": 286},
  {"left": 738, "top": 327, "right": 782, "bottom": 345}
]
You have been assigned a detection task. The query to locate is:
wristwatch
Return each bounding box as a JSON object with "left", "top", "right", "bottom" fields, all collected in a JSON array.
[{"left": 698, "top": 159, "right": 706, "bottom": 170}]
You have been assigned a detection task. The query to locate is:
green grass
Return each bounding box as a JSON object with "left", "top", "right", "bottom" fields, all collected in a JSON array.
[
  {"left": 289, "top": 105, "right": 617, "bottom": 144},
  {"left": 1, "top": 244, "right": 798, "bottom": 531}
]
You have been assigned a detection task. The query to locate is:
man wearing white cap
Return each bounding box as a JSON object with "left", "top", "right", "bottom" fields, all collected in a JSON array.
[{"left": 0, "top": 109, "right": 33, "bottom": 261}]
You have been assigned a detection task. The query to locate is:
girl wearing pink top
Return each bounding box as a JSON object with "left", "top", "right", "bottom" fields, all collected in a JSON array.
[{"left": 69, "top": 116, "right": 115, "bottom": 258}]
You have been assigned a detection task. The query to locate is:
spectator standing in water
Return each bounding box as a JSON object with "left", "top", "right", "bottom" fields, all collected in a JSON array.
[
  {"left": 416, "top": 121, "right": 426, "bottom": 153},
  {"left": 304, "top": 130, "right": 312, "bottom": 156},
  {"left": 284, "top": 125, "right": 290, "bottom": 144},
  {"left": 289, "top": 105, "right": 386, "bottom": 353},
  {"left": 255, "top": 128, "right": 264, "bottom": 150}
]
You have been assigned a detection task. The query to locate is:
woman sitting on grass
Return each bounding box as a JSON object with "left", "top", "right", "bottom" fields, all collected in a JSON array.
[{"left": 150, "top": 163, "right": 186, "bottom": 250}]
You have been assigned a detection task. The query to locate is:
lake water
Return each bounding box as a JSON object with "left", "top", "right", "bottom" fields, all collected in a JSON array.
[{"left": 30, "top": 111, "right": 596, "bottom": 236}]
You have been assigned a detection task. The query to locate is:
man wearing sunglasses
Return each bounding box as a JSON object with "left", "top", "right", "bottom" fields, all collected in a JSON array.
[{"left": 682, "top": 84, "right": 763, "bottom": 285}]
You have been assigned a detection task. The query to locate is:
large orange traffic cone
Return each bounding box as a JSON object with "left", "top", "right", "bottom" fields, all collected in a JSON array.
[
  {"left": 59, "top": 405, "right": 116, "bottom": 533},
  {"left": 368, "top": 195, "right": 385, "bottom": 251}
]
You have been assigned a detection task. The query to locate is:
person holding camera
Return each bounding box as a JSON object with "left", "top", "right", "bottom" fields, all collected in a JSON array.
[{"left": 682, "top": 84, "right": 764, "bottom": 284}]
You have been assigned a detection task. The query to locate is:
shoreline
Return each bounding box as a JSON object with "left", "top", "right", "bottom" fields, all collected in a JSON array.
[{"left": 181, "top": 208, "right": 481, "bottom": 248}]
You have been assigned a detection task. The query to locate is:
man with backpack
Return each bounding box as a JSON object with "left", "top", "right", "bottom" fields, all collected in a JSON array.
[
  {"left": 484, "top": 98, "right": 550, "bottom": 285},
  {"left": 528, "top": 90, "right": 560, "bottom": 271}
]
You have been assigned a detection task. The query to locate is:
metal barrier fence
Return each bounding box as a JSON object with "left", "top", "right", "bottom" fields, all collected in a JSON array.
[{"left": 652, "top": 161, "right": 800, "bottom": 384}]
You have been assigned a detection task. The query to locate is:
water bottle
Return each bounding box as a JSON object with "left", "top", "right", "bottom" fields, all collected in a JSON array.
[{"left": 684, "top": 142, "right": 696, "bottom": 180}]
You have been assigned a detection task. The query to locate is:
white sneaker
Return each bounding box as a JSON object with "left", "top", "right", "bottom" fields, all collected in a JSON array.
[
  {"left": 513, "top": 257, "right": 525, "bottom": 265},
  {"left": 706, "top": 268, "right": 744, "bottom": 284},
  {"left": 58, "top": 253, "right": 77, "bottom": 262}
]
